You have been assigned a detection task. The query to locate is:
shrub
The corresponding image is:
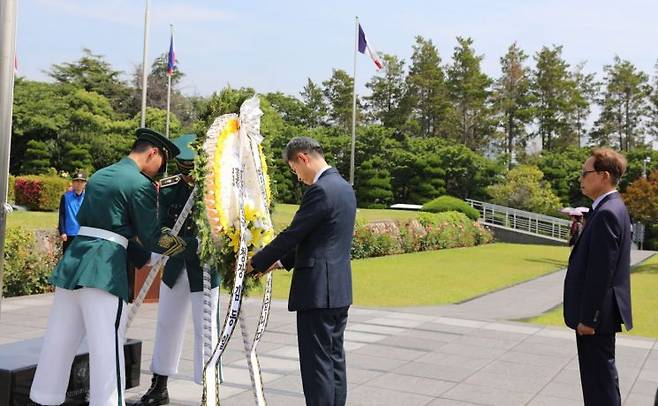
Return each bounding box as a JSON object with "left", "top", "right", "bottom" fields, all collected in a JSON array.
[
  {"left": 351, "top": 211, "right": 494, "bottom": 260},
  {"left": 487, "top": 165, "right": 562, "bottom": 216},
  {"left": 14, "top": 175, "right": 69, "bottom": 211},
  {"left": 2, "top": 226, "right": 57, "bottom": 297},
  {"left": 352, "top": 221, "right": 401, "bottom": 259},
  {"left": 417, "top": 211, "right": 492, "bottom": 251},
  {"left": 422, "top": 195, "right": 480, "bottom": 220}
]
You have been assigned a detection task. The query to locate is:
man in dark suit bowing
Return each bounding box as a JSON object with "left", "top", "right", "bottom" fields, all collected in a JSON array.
[
  {"left": 249, "top": 136, "right": 356, "bottom": 406},
  {"left": 564, "top": 147, "right": 632, "bottom": 406}
]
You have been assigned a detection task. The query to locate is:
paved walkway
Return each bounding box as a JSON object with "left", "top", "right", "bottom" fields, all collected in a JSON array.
[
  {"left": 1, "top": 287, "right": 657, "bottom": 405},
  {"left": 1, "top": 250, "right": 656, "bottom": 405}
]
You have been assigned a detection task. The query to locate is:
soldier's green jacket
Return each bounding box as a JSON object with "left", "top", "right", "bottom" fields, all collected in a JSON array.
[
  {"left": 159, "top": 175, "right": 220, "bottom": 291},
  {"left": 50, "top": 157, "right": 195, "bottom": 302}
]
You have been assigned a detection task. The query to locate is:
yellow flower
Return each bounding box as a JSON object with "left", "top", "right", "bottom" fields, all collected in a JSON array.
[
  {"left": 228, "top": 228, "right": 240, "bottom": 252},
  {"left": 258, "top": 145, "right": 272, "bottom": 206},
  {"left": 213, "top": 118, "right": 240, "bottom": 231},
  {"left": 251, "top": 228, "right": 264, "bottom": 249},
  {"left": 244, "top": 204, "right": 257, "bottom": 223}
]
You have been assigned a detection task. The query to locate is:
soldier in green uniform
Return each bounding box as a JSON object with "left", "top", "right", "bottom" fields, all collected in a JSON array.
[
  {"left": 132, "top": 134, "right": 220, "bottom": 406},
  {"left": 30, "top": 128, "right": 197, "bottom": 406}
]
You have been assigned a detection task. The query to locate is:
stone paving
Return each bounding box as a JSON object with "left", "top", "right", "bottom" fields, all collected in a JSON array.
[{"left": 2, "top": 287, "right": 658, "bottom": 405}]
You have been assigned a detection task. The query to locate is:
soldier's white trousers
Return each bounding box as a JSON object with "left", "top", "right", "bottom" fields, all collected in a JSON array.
[
  {"left": 150, "top": 269, "right": 219, "bottom": 384},
  {"left": 30, "top": 287, "right": 128, "bottom": 406}
]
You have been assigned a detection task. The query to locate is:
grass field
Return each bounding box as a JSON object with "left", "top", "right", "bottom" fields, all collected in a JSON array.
[
  {"left": 7, "top": 204, "right": 418, "bottom": 232},
  {"left": 271, "top": 203, "right": 418, "bottom": 231},
  {"left": 529, "top": 253, "right": 658, "bottom": 338},
  {"left": 251, "top": 243, "right": 569, "bottom": 307},
  {"left": 7, "top": 211, "right": 58, "bottom": 230}
]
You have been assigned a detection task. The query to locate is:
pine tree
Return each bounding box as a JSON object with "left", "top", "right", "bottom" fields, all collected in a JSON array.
[
  {"left": 647, "top": 61, "right": 658, "bottom": 146},
  {"left": 492, "top": 42, "right": 534, "bottom": 167},
  {"left": 446, "top": 37, "right": 494, "bottom": 152},
  {"left": 355, "top": 157, "right": 394, "bottom": 208},
  {"left": 569, "top": 63, "right": 598, "bottom": 148},
  {"left": 131, "top": 53, "right": 190, "bottom": 126},
  {"left": 405, "top": 36, "right": 451, "bottom": 137},
  {"left": 49, "top": 48, "right": 132, "bottom": 116},
  {"left": 300, "top": 78, "right": 328, "bottom": 127},
  {"left": 531, "top": 46, "right": 576, "bottom": 151},
  {"left": 591, "top": 56, "right": 651, "bottom": 151},
  {"left": 22, "top": 140, "right": 51, "bottom": 174},
  {"left": 407, "top": 154, "right": 445, "bottom": 203},
  {"left": 322, "top": 69, "right": 360, "bottom": 131},
  {"left": 62, "top": 142, "right": 93, "bottom": 174},
  {"left": 365, "top": 54, "right": 408, "bottom": 128}
]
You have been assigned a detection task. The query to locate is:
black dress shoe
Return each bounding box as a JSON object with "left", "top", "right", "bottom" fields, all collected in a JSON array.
[{"left": 130, "top": 373, "right": 170, "bottom": 406}]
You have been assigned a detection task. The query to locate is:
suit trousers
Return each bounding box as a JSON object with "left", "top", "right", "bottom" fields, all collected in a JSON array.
[
  {"left": 576, "top": 333, "right": 621, "bottom": 406},
  {"left": 296, "top": 306, "right": 349, "bottom": 406},
  {"left": 30, "top": 287, "right": 127, "bottom": 406}
]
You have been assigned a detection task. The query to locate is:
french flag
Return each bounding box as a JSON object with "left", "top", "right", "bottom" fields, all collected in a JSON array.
[
  {"left": 358, "top": 24, "right": 383, "bottom": 71},
  {"left": 167, "top": 33, "right": 176, "bottom": 76}
]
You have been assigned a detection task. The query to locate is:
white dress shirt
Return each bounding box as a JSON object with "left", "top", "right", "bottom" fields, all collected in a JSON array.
[
  {"left": 313, "top": 166, "right": 332, "bottom": 184},
  {"left": 592, "top": 189, "right": 617, "bottom": 211}
]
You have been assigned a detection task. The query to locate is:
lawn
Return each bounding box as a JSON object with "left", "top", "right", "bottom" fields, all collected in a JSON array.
[
  {"left": 7, "top": 210, "right": 58, "bottom": 231},
  {"left": 6, "top": 204, "right": 418, "bottom": 233},
  {"left": 271, "top": 203, "right": 418, "bottom": 231},
  {"left": 251, "top": 243, "right": 569, "bottom": 307},
  {"left": 529, "top": 253, "right": 658, "bottom": 338}
]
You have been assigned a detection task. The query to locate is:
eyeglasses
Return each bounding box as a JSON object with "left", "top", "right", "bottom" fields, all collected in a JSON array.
[{"left": 580, "top": 170, "right": 598, "bottom": 178}]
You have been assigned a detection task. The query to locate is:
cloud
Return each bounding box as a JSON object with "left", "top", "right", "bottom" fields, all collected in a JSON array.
[{"left": 34, "top": 0, "right": 233, "bottom": 26}]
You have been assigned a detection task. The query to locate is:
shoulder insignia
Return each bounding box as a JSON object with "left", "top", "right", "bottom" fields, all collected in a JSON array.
[{"left": 159, "top": 174, "right": 181, "bottom": 188}]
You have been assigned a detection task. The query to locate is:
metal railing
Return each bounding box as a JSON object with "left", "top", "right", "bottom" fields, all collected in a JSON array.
[{"left": 466, "top": 199, "right": 571, "bottom": 241}]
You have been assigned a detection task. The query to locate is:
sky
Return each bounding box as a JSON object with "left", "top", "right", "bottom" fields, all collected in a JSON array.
[
  {"left": 16, "top": 0, "right": 658, "bottom": 98},
  {"left": 12, "top": 0, "right": 658, "bottom": 150}
]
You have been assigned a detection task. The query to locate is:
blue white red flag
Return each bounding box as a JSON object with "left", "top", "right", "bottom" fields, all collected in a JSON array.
[{"left": 167, "top": 33, "right": 176, "bottom": 76}]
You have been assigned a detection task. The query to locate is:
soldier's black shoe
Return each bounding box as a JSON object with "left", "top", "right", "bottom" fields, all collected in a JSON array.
[{"left": 130, "top": 373, "right": 170, "bottom": 405}]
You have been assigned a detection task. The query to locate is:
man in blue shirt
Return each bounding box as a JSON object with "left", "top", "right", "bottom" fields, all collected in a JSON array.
[{"left": 58, "top": 171, "right": 86, "bottom": 252}]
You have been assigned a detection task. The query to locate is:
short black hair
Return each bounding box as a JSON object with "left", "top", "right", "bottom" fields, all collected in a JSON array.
[
  {"left": 282, "top": 136, "right": 324, "bottom": 162},
  {"left": 131, "top": 139, "right": 156, "bottom": 153}
]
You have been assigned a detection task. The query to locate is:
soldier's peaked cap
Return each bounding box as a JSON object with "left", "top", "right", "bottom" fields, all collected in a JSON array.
[
  {"left": 135, "top": 128, "right": 180, "bottom": 159},
  {"left": 172, "top": 133, "right": 197, "bottom": 162}
]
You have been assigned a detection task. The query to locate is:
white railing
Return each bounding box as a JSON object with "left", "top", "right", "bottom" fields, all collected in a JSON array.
[{"left": 466, "top": 199, "right": 571, "bottom": 241}]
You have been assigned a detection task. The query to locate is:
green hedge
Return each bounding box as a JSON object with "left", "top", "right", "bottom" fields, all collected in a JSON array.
[
  {"left": 418, "top": 212, "right": 493, "bottom": 249},
  {"left": 421, "top": 195, "right": 480, "bottom": 220},
  {"left": 351, "top": 211, "right": 493, "bottom": 259},
  {"left": 2, "top": 227, "right": 58, "bottom": 297},
  {"left": 14, "top": 175, "right": 69, "bottom": 211}
]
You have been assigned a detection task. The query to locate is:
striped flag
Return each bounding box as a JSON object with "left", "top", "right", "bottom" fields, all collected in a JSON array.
[
  {"left": 358, "top": 24, "right": 383, "bottom": 71},
  {"left": 167, "top": 33, "right": 176, "bottom": 76}
]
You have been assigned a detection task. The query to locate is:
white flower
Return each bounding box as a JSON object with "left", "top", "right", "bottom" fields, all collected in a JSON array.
[{"left": 243, "top": 228, "right": 253, "bottom": 245}]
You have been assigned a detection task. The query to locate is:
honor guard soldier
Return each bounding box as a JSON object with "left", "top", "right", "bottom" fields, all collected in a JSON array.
[
  {"left": 30, "top": 128, "right": 198, "bottom": 406},
  {"left": 132, "top": 134, "right": 220, "bottom": 406}
]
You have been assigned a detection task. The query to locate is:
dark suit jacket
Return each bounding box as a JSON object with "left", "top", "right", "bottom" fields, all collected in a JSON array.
[
  {"left": 252, "top": 168, "right": 356, "bottom": 312},
  {"left": 563, "top": 192, "right": 632, "bottom": 334}
]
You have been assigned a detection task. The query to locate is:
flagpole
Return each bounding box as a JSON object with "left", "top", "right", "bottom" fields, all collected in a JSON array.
[
  {"left": 350, "top": 16, "right": 358, "bottom": 186},
  {"left": 165, "top": 24, "right": 173, "bottom": 138},
  {"left": 140, "top": 0, "right": 151, "bottom": 127},
  {"left": 0, "top": 0, "right": 18, "bottom": 317}
]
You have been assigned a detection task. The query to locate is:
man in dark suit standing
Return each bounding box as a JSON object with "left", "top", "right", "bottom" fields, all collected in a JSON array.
[
  {"left": 249, "top": 136, "right": 356, "bottom": 406},
  {"left": 564, "top": 147, "right": 632, "bottom": 406}
]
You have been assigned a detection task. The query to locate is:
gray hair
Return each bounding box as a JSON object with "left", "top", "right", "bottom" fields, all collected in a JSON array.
[{"left": 282, "top": 136, "right": 324, "bottom": 162}]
